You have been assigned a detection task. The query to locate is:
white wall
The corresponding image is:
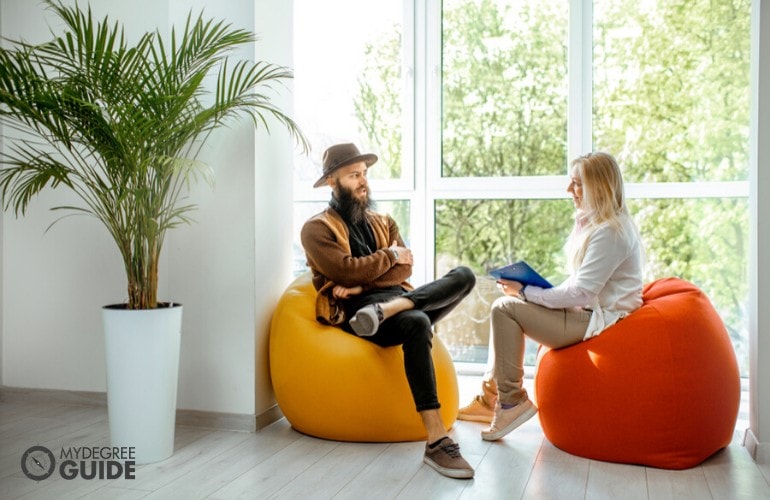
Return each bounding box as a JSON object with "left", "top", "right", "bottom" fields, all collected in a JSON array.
[
  {"left": 748, "top": 0, "right": 770, "bottom": 463},
  {"left": 251, "top": 0, "right": 296, "bottom": 415},
  {"left": 0, "top": 0, "right": 133, "bottom": 394},
  {"left": 0, "top": 0, "right": 294, "bottom": 419}
]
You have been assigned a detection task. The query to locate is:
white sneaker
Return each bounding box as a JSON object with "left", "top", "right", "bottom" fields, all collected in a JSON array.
[
  {"left": 481, "top": 399, "right": 537, "bottom": 441},
  {"left": 349, "top": 304, "right": 384, "bottom": 336}
]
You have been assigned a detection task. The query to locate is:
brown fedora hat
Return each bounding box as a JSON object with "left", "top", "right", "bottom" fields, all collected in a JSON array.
[{"left": 313, "top": 143, "right": 378, "bottom": 188}]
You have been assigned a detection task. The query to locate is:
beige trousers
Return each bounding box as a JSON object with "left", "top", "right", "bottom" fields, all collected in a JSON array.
[{"left": 482, "top": 296, "right": 592, "bottom": 406}]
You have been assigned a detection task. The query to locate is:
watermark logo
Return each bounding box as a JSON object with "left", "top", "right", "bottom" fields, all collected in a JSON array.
[
  {"left": 21, "top": 445, "right": 136, "bottom": 481},
  {"left": 21, "top": 445, "right": 56, "bottom": 481}
]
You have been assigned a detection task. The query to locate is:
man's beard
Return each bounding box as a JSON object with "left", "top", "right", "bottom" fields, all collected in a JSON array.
[{"left": 332, "top": 184, "right": 375, "bottom": 225}]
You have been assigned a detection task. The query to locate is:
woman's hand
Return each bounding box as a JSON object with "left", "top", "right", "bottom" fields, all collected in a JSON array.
[
  {"left": 497, "top": 279, "right": 524, "bottom": 297},
  {"left": 332, "top": 285, "right": 363, "bottom": 299}
]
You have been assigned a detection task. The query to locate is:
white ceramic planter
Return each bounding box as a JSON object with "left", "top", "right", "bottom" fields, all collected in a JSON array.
[{"left": 102, "top": 304, "right": 183, "bottom": 464}]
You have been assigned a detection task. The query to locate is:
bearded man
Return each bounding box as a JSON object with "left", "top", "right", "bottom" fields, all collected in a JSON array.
[{"left": 300, "top": 143, "right": 477, "bottom": 480}]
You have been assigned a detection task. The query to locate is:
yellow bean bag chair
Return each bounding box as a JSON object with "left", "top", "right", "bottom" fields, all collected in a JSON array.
[{"left": 269, "top": 272, "right": 459, "bottom": 442}]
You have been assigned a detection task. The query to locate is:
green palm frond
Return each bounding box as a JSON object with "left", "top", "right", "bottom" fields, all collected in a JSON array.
[{"left": 0, "top": 0, "right": 307, "bottom": 309}]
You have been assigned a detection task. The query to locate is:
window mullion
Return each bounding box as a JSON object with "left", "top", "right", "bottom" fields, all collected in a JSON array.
[
  {"left": 415, "top": 0, "right": 442, "bottom": 285},
  {"left": 568, "top": 0, "right": 593, "bottom": 165}
]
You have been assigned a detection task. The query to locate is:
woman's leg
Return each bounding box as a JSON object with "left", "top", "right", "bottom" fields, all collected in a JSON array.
[
  {"left": 490, "top": 296, "right": 591, "bottom": 406},
  {"left": 480, "top": 298, "right": 590, "bottom": 440}
]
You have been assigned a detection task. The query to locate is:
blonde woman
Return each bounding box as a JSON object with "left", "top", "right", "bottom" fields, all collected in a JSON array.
[{"left": 458, "top": 152, "right": 644, "bottom": 441}]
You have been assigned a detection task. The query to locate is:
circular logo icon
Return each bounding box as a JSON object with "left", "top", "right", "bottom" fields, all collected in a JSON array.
[{"left": 21, "top": 445, "right": 56, "bottom": 481}]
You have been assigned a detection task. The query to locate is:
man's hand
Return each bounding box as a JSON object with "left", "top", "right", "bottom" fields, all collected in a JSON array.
[
  {"left": 332, "top": 285, "right": 363, "bottom": 299},
  {"left": 390, "top": 241, "right": 413, "bottom": 265}
]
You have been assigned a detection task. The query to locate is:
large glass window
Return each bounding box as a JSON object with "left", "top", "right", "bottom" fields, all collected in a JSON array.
[
  {"left": 441, "top": 0, "right": 569, "bottom": 178},
  {"left": 292, "top": 0, "right": 406, "bottom": 186},
  {"left": 593, "top": 0, "right": 750, "bottom": 183},
  {"left": 435, "top": 198, "right": 573, "bottom": 364},
  {"left": 630, "top": 197, "right": 750, "bottom": 370},
  {"left": 292, "top": 0, "right": 751, "bottom": 376},
  {"left": 590, "top": 0, "right": 751, "bottom": 375}
]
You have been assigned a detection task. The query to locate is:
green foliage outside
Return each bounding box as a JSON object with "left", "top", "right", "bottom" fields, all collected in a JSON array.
[
  {"left": 593, "top": 0, "right": 751, "bottom": 372},
  {"left": 353, "top": 0, "right": 750, "bottom": 373},
  {"left": 442, "top": 0, "right": 568, "bottom": 178},
  {"left": 594, "top": 0, "right": 750, "bottom": 183},
  {"left": 354, "top": 27, "right": 403, "bottom": 181}
]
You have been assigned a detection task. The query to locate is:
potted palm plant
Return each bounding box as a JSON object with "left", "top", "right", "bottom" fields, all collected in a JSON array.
[{"left": 0, "top": 1, "right": 306, "bottom": 463}]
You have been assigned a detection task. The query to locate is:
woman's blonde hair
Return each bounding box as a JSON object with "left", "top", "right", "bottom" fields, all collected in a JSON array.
[{"left": 566, "top": 152, "right": 634, "bottom": 271}]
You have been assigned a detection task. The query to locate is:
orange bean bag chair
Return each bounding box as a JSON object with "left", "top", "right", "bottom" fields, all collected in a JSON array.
[
  {"left": 533, "top": 277, "right": 740, "bottom": 470},
  {"left": 269, "top": 272, "right": 459, "bottom": 442}
]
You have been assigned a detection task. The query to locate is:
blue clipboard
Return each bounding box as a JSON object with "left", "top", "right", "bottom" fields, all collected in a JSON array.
[{"left": 488, "top": 261, "right": 553, "bottom": 289}]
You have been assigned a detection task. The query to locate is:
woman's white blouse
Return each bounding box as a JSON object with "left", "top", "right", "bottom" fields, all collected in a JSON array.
[{"left": 524, "top": 214, "right": 644, "bottom": 339}]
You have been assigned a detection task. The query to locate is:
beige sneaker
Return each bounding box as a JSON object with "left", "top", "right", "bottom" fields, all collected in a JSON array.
[
  {"left": 457, "top": 395, "right": 495, "bottom": 423},
  {"left": 481, "top": 399, "right": 537, "bottom": 441},
  {"left": 423, "top": 437, "right": 475, "bottom": 479}
]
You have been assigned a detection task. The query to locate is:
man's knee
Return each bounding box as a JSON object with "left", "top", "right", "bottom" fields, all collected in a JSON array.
[{"left": 450, "top": 266, "right": 476, "bottom": 289}]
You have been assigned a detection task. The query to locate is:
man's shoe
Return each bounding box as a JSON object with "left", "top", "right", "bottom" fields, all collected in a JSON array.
[
  {"left": 423, "top": 437, "right": 475, "bottom": 479},
  {"left": 457, "top": 395, "right": 495, "bottom": 423},
  {"left": 349, "top": 303, "right": 384, "bottom": 336},
  {"left": 481, "top": 399, "right": 537, "bottom": 441}
]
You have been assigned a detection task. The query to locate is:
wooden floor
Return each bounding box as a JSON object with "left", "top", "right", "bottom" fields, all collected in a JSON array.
[{"left": 1, "top": 376, "right": 769, "bottom": 500}]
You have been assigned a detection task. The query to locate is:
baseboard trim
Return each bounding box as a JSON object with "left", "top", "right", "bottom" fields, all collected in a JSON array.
[
  {"left": 0, "top": 386, "right": 284, "bottom": 433},
  {"left": 176, "top": 408, "right": 256, "bottom": 432},
  {"left": 0, "top": 386, "right": 107, "bottom": 406},
  {"left": 255, "top": 404, "right": 285, "bottom": 431},
  {"left": 743, "top": 427, "right": 770, "bottom": 464}
]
